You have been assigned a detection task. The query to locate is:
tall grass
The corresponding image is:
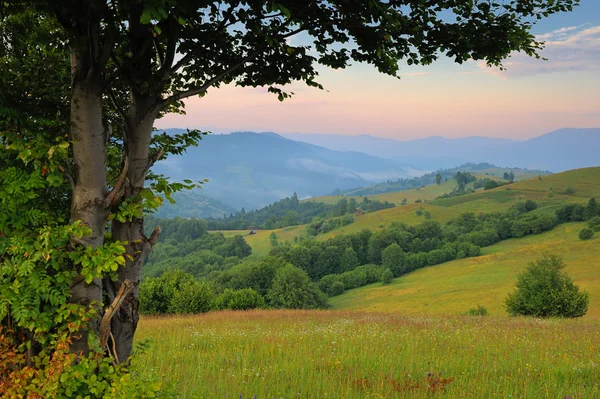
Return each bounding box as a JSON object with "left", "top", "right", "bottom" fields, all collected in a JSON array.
[{"left": 136, "top": 310, "right": 600, "bottom": 398}]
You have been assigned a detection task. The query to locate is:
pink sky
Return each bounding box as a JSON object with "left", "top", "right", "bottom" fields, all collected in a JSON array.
[{"left": 156, "top": 23, "right": 600, "bottom": 140}]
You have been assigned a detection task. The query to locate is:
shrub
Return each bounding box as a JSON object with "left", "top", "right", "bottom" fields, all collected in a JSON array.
[
  {"left": 588, "top": 216, "right": 600, "bottom": 232},
  {"left": 382, "top": 243, "right": 407, "bottom": 276},
  {"left": 215, "top": 288, "right": 265, "bottom": 310},
  {"left": 330, "top": 281, "right": 345, "bottom": 296},
  {"left": 464, "top": 305, "right": 488, "bottom": 316},
  {"left": 170, "top": 281, "right": 214, "bottom": 314},
  {"left": 267, "top": 264, "right": 328, "bottom": 309},
  {"left": 505, "top": 254, "right": 589, "bottom": 318},
  {"left": 381, "top": 269, "right": 393, "bottom": 284},
  {"left": 579, "top": 228, "right": 594, "bottom": 241}
]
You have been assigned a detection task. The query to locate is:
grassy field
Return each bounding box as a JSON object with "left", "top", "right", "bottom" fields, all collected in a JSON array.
[
  {"left": 225, "top": 167, "right": 600, "bottom": 256},
  {"left": 330, "top": 222, "right": 600, "bottom": 319},
  {"left": 305, "top": 178, "right": 459, "bottom": 206},
  {"left": 136, "top": 310, "right": 600, "bottom": 398}
]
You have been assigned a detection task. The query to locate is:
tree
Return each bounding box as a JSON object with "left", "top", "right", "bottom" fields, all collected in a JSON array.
[
  {"left": 382, "top": 243, "right": 407, "bottom": 276},
  {"left": 2, "top": 0, "right": 579, "bottom": 388},
  {"left": 505, "top": 254, "right": 589, "bottom": 318},
  {"left": 579, "top": 228, "right": 594, "bottom": 240},
  {"left": 269, "top": 232, "right": 279, "bottom": 247},
  {"left": 436, "top": 173, "right": 442, "bottom": 185},
  {"left": 589, "top": 217, "right": 600, "bottom": 232},
  {"left": 267, "top": 265, "right": 327, "bottom": 309},
  {"left": 381, "top": 269, "right": 394, "bottom": 284},
  {"left": 585, "top": 197, "right": 599, "bottom": 220},
  {"left": 340, "top": 247, "right": 359, "bottom": 272}
]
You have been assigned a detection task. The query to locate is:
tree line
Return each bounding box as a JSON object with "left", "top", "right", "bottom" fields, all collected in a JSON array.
[
  {"left": 204, "top": 193, "right": 393, "bottom": 231},
  {"left": 140, "top": 197, "right": 599, "bottom": 313}
]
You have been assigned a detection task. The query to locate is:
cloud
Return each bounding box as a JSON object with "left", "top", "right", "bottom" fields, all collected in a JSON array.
[{"left": 478, "top": 25, "right": 600, "bottom": 78}]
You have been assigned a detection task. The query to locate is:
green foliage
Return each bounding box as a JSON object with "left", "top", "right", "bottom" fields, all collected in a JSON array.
[
  {"left": 588, "top": 216, "right": 600, "bottom": 232},
  {"left": 215, "top": 288, "right": 265, "bottom": 311},
  {"left": 269, "top": 231, "right": 279, "bottom": 247},
  {"left": 505, "top": 254, "right": 589, "bottom": 318},
  {"left": 382, "top": 243, "right": 407, "bottom": 277},
  {"left": 578, "top": 228, "right": 594, "bottom": 241},
  {"left": 464, "top": 305, "right": 488, "bottom": 316},
  {"left": 381, "top": 269, "right": 394, "bottom": 284},
  {"left": 585, "top": 197, "right": 599, "bottom": 220},
  {"left": 340, "top": 247, "right": 359, "bottom": 272},
  {"left": 139, "top": 269, "right": 195, "bottom": 314},
  {"left": 170, "top": 281, "right": 214, "bottom": 314},
  {"left": 267, "top": 265, "right": 328, "bottom": 309}
]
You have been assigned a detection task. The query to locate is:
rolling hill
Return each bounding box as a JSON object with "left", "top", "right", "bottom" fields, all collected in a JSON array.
[
  {"left": 152, "top": 130, "right": 411, "bottom": 212},
  {"left": 329, "top": 222, "right": 600, "bottom": 319},
  {"left": 235, "top": 167, "right": 600, "bottom": 256}
]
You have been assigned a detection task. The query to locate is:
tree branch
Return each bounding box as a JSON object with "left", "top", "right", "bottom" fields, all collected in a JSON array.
[
  {"left": 148, "top": 225, "right": 162, "bottom": 247},
  {"left": 158, "top": 15, "right": 179, "bottom": 81},
  {"left": 165, "top": 51, "right": 259, "bottom": 103},
  {"left": 99, "top": 279, "right": 136, "bottom": 362},
  {"left": 170, "top": 1, "right": 241, "bottom": 73},
  {"left": 57, "top": 165, "right": 75, "bottom": 190},
  {"left": 104, "top": 156, "right": 129, "bottom": 208}
]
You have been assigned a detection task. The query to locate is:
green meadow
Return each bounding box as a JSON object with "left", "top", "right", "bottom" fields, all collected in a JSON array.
[
  {"left": 330, "top": 222, "right": 600, "bottom": 319},
  {"left": 136, "top": 310, "right": 600, "bottom": 398},
  {"left": 153, "top": 167, "right": 600, "bottom": 398},
  {"left": 223, "top": 167, "right": 600, "bottom": 256}
]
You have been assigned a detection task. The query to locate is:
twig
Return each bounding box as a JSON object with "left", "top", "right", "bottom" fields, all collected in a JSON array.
[
  {"left": 99, "top": 279, "right": 136, "bottom": 360},
  {"left": 104, "top": 156, "right": 129, "bottom": 208}
]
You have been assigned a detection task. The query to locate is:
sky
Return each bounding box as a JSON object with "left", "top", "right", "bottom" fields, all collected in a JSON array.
[{"left": 155, "top": 1, "right": 600, "bottom": 140}]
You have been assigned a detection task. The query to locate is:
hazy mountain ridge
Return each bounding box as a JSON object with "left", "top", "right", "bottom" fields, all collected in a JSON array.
[
  {"left": 283, "top": 128, "right": 600, "bottom": 171},
  {"left": 152, "top": 131, "right": 411, "bottom": 212}
]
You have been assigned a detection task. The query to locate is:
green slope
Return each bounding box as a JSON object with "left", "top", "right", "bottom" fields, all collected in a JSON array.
[{"left": 330, "top": 222, "right": 600, "bottom": 319}]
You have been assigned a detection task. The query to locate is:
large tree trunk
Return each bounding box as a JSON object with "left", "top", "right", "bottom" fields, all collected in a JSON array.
[
  {"left": 68, "top": 45, "right": 108, "bottom": 356},
  {"left": 110, "top": 93, "right": 160, "bottom": 362}
]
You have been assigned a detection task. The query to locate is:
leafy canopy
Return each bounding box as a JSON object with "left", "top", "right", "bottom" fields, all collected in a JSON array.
[{"left": 505, "top": 254, "right": 589, "bottom": 318}]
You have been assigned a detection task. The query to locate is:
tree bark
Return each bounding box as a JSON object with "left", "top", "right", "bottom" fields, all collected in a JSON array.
[
  {"left": 110, "top": 93, "right": 160, "bottom": 362},
  {"left": 68, "top": 44, "right": 108, "bottom": 356}
]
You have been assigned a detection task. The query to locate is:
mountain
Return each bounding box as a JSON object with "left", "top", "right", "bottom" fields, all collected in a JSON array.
[
  {"left": 152, "top": 131, "right": 410, "bottom": 211},
  {"left": 283, "top": 128, "right": 600, "bottom": 171},
  {"left": 153, "top": 190, "right": 237, "bottom": 219}
]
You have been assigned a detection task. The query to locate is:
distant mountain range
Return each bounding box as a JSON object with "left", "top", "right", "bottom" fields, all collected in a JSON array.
[
  {"left": 283, "top": 128, "right": 600, "bottom": 171},
  {"left": 151, "top": 127, "right": 599, "bottom": 217},
  {"left": 152, "top": 130, "right": 412, "bottom": 212}
]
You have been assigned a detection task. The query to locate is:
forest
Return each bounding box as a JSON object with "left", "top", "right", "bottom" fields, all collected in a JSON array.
[{"left": 140, "top": 197, "right": 600, "bottom": 314}]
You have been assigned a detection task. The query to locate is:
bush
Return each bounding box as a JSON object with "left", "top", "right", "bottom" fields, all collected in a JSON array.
[
  {"left": 330, "top": 281, "right": 345, "bottom": 296},
  {"left": 579, "top": 228, "right": 594, "bottom": 241},
  {"left": 381, "top": 269, "right": 393, "bottom": 284},
  {"left": 588, "top": 216, "right": 600, "bottom": 232},
  {"left": 170, "top": 281, "right": 214, "bottom": 314},
  {"left": 505, "top": 254, "right": 589, "bottom": 318},
  {"left": 464, "top": 305, "right": 488, "bottom": 316},
  {"left": 215, "top": 288, "right": 265, "bottom": 310},
  {"left": 267, "top": 264, "right": 328, "bottom": 309}
]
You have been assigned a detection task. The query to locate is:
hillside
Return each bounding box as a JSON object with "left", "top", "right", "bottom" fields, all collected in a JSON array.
[
  {"left": 235, "top": 167, "right": 600, "bottom": 256},
  {"left": 152, "top": 130, "right": 410, "bottom": 211},
  {"left": 329, "top": 222, "right": 600, "bottom": 318},
  {"left": 284, "top": 128, "right": 600, "bottom": 171}
]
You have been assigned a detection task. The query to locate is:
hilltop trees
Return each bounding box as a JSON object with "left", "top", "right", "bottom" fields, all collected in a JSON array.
[
  {"left": 1, "top": 0, "right": 581, "bottom": 393},
  {"left": 505, "top": 254, "right": 589, "bottom": 318}
]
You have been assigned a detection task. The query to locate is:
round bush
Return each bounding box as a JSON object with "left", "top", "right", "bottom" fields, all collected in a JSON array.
[
  {"left": 381, "top": 269, "right": 393, "bottom": 284},
  {"left": 505, "top": 254, "right": 588, "bottom": 318},
  {"left": 579, "top": 228, "right": 594, "bottom": 241}
]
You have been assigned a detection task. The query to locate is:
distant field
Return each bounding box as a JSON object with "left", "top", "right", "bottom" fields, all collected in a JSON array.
[
  {"left": 307, "top": 178, "right": 459, "bottom": 206},
  {"left": 136, "top": 310, "right": 600, "bottom": 398},
  {"left": 330, "top": 222, "right": 600, "bottom": 319},
  {"left": 219, "top": 167, "right": 600, "bottom": 257}
]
